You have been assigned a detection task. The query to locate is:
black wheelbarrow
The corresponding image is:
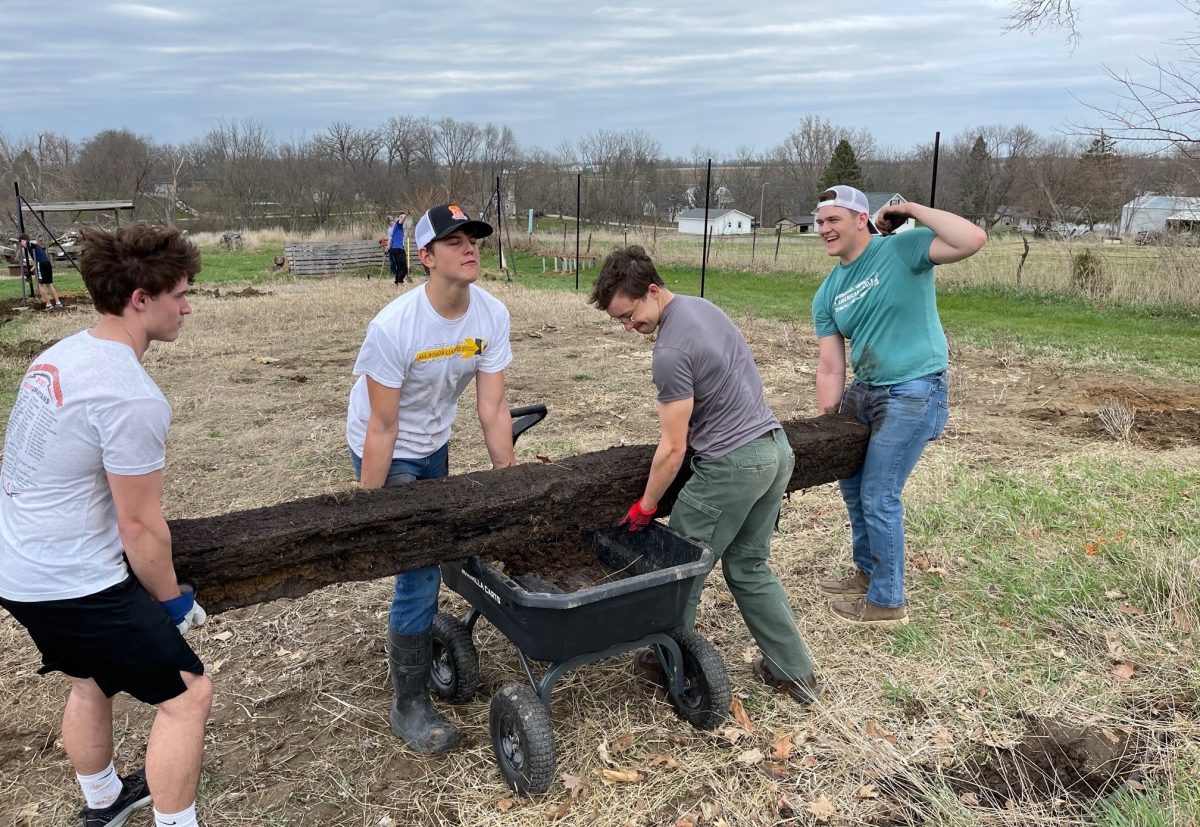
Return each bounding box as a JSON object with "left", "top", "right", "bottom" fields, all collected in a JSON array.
[{"left": 430, "top": 404, "right": 731, "bottom": 794}]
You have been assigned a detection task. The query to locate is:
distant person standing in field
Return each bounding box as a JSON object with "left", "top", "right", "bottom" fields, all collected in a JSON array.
[
  {"left": 387, "top": 212, "right": 409, "bottom": 284},
  {"left": 591, "top": 246, "right": 822, "bottom": 704},
  {"left": 347, "top": 203, "right": 516, "bottom": 754},
  {"left": 812, "top": 185, "right": 986, "bottom": 626},
  {"left": 29, "top": 234, "right": 64, "bottom": 309},
  {"left": 0, "top": 224, "right": 211, "bottom": 827}
]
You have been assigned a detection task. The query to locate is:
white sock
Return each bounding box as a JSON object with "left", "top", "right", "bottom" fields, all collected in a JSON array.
[
  {"left": 77, "top": 761, "right": 122, "bottom": 809},
  {"left": 154, "top": 803, "right": 199, "bottom": 827}
]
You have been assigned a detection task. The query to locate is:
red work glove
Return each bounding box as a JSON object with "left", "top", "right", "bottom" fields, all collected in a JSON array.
[{"left": 618, "top": 499, "right": 657, "bottom": 532}]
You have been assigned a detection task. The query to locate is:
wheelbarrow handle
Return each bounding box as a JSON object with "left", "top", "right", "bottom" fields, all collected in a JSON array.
[{"left": 510, "top": 404, "right": 548, "bottom": 445}]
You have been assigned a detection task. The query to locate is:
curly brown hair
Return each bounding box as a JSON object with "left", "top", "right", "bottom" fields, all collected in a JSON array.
[
  {"left": 80, "top": 224, "right": 201, "bottom": 315},
  {"left": 588, "top": 245, "right": 663, "bottom": 311}
]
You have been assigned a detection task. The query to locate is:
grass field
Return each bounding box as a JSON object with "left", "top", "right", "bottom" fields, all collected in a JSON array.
[{"left": 0, "top": 245, "right": 1196, "bottom": 826}]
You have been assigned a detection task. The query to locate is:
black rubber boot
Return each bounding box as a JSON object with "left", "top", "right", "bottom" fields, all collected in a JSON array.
[{"left": 387, "top": 629, "right": 458, "bottom": 755}]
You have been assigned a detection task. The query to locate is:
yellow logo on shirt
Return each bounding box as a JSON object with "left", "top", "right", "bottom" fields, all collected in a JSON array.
[{"left": 415, "top": 338, "right": 488, "bottom": 362}]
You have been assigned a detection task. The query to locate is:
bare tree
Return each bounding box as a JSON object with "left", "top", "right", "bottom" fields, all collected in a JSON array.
[{"left": 1004, "top": 0, "right": 1081, "bottom": 47}]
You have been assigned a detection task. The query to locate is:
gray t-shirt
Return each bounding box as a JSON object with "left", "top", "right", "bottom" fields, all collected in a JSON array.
[{"left": 652, "top": 295, "right": 780, "bottom": 460}]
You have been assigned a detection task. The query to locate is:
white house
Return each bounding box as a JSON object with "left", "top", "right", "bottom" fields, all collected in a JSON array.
[
  {"left": 1120, "top": 194, "right": 1200, "bottom": 235},
  {"left": 676, "top": 208, "right": 754, "bottom": 236}
]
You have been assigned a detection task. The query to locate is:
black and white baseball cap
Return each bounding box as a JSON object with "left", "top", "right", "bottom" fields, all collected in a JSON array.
[{"left": 414, "top": 204, "right": 493, "bottom": 250}]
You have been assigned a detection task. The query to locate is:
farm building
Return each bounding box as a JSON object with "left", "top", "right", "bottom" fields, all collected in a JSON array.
[
  {"left": 1119, "top": 194, "right": 1200, "bottom": 235},
  {"left": 777, "top": 214, "right": 816, "bottom": 233},
  {"left": 675, "top": 208, "right": 754, "bottom": 236}
]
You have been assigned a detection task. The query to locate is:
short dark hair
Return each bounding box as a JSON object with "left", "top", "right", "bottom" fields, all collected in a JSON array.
[
  {"left": 81, "top": 224, "right": 201, "bottom": 316},
  {"left": 589, "top": 245, "right": 663, "bottom": 311},
  {"left": 17, "top": 233, "right": 29, "bottom": 242}
]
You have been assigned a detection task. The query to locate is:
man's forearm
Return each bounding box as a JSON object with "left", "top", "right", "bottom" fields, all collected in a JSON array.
[
  {"left": 123, "top": 520, "right": 179, "bottom": 601},
  {"left": 816, "top": 371, "right": 845, "bottom": 415},
  {"left": 360, "top": 425, "right": 397, "bottom": 488},
  {"left": 480, "top": 407, "right": 515, "bottom": 468},
  {"left": 907, "top": 203, "right": 986, "bottom": 253},
  {"left": 640, "top": 442, "right": 686, "bottom": 510}
]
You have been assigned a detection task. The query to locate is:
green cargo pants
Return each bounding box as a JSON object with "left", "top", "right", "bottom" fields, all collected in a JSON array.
[{"left": 669, "top": 429, "right": 816, "bottom": 681}]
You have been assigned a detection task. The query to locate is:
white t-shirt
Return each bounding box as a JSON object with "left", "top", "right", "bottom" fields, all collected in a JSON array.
[
  {"left": 346, "top": 283, "right": 513, "bottom": 459},
  {"left": 0, "top": 331, "right": 170, "bottom": 601}
]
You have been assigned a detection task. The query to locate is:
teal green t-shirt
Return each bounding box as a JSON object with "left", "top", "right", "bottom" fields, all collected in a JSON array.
[{"left": 811, "top": 228, "right": 946, "bottom": 385}]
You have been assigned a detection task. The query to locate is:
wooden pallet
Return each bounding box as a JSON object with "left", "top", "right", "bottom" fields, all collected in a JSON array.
[{"left": 285, "top": 240, "right": 385, "bottom": 277}]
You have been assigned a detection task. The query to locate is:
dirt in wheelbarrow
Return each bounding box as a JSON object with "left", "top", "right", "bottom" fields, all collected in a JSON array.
[{"left": 489, "top": 533, "right": 635, "bottom": 594}]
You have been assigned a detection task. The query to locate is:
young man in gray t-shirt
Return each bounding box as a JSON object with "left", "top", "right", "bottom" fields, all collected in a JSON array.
[{"left": 589, "top": 246, "right": 820, "bottom": 704}]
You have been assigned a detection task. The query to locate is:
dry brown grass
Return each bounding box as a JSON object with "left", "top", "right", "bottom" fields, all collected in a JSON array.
[{"left": 0, "top": 278, "right": 1196, "bottom": 826}]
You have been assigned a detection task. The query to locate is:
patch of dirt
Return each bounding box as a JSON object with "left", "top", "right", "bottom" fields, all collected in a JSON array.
[
  {"left": 489, "top": 532, "right": 633, "bottom": 593},
  {"left": 194, "top": 286, "right": 273, "bottom": 299},
  {"left": 948, "top": 714, "right": 1143, "bottom": 807},
  {"left": 0, "top": 339, "right": 59, "bottom": 360}
]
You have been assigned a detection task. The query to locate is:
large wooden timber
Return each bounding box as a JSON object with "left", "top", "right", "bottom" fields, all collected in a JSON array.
[{"left": 170, "top": 415, "right": 868, "bottom": 613}]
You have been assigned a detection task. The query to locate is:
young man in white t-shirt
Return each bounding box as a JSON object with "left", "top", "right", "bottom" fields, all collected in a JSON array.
[
  {"left": 0, "top": 225, "right": 212, "bottom": 827},
  {"left": 346, "top": 203, "right": 516, "bottom": 755}
]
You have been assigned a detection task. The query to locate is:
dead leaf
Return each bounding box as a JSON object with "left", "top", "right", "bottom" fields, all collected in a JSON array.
[
  {"left": 1105, "top": 631, "right": 1127, "bottom": 662},
  {"left": 1113, "top": 662, "right": 1137, "bottom": 681},
  {"left": 1051, "top": 648, "right": 1067, "bottom": 660},
  {"left": 737, "top": 748, "right": 765, "bottom": 765},
  {"left": 926, "top": 566, "right": 949, "bottom": 578},
  {"left": 561, "top": 772, "right": 587, "bottom": 798},
  {"left": 1085, "top": 541, "right": 1100, "bottom": 556},
  {"left": 864, "top": 720, "right": 898, "bottom": 745},
  {"left": 213, "top": 631, "right": 234, "bottom": 642},
  {"left": 496, "top": 798, "right": 515, "bottom": 812},
  {"left": 742, "top": 646, "right": 757, "bottom": 663},
  {"left": 597, "top": 740, "right": 616, "bottom": 766},
  {"left": 1127, "top": 778, "right": 1146, "bottom": 791},
  {"left": 911, "top": 555, "right": 931, "bottom": 571},
  {"left": 209, "top": 658, "right": 227, "bottom": 675},
  {"left": 535, "top": 454, "right": 552, "bottom": 464},
  {"left": 600, "top": 768, "right": 644, "bottom": 785},
  {"left": 718, "top": 725, "right": 749, "bottom": 744},
  {"left": 527, "top": 331, "right": 544, "bottom": 338},
  {"left": 761, "top": 761, "right": 791, "bottom": 779},
  {"left": 856, "top": 784, "right": 880, "bottom": 800},
  {"left": 730, "top": 698, "right": 757, "bottom": 733},
  {"left": 1118, "top": 604, "right": 1146, "bottom": 618},
  {"left": 699, "top": 801, "right": 720, "bottom": 820},
  {"left": 800, "top": 755, "right": 820, "bottom": 768},
  {"left": 771, "top": 731, "right": 795, "bottom": 761},
  {"left": 250, "top": 355, "right": 278, "bottom": 365},
  {"left": 806, "top": 794, "right": 835, "bottom": 823},
  {"left": 1104, "top": 588, "right": 1125, "bottom": 599},
  {"left": 609, "top": 732, "right": 636, "bottom": 755},
  {"left": 674, "top": 817, "right": 697, "bottom": 827},
  {"left": 959, "top": 791, "right": 980, "bottom": 807},
  {"left": 647, "top": 753, "right": 680, "bottom": 769},
  {"left": 1172, "top": 609, "right": 1195, "bottom": 632},
  {"left": 663, "top": 732, "right": 687, "bottom": 745},
  {"left": 930, "top": 726, "right": 955, "bottom": 747},
  {"left": 544, "top": 799, "right": 572, "bottom": 820}
]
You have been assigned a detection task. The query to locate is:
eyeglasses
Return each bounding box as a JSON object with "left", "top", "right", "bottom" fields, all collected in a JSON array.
[{"left": 614, "top": 295, "right": 647, "bottom": 325}]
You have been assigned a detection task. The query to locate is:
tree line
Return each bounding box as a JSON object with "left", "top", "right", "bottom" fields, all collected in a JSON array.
[{"left": 2, "top": 115, "right": 1197, "bottom": 236}]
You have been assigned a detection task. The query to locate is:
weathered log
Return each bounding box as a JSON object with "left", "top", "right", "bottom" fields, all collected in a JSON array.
[{"left": 171, "top": 415, "right": 868, "bottom": 613}]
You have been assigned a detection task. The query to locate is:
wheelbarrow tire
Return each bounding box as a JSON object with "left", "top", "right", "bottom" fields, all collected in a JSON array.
[
  {"left": 667, "top": 631, "right": 731, "bottom": 731},
  {"left": 490, "top": 683, "right": 555, "bottom": 795},
  {"left": 429, "top": 612, "right": 480, "bottom": 704}
]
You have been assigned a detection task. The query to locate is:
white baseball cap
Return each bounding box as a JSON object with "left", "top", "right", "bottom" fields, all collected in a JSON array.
[{"left": 815, "top": 185, "right": 878, "bottom": 233}]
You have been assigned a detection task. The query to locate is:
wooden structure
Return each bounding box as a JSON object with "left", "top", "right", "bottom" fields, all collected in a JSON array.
[
  {"left": 169, "top": 416, "right": 869, "bottom": 614},
  {"left": 284, "top": 240, "right": 385, "bottom": 277},
  {"left": 22, "top": 200, "right": 135, "bottom": 229}
]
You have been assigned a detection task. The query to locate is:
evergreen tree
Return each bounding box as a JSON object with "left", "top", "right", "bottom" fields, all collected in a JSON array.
[
  {"left": 818, "top": 139, "right": 864, "bottom": 193},
  {"left": 1075, "top": 131, "right": 1126, "bottom": 230},
  {"left": 957, "top": 135, "right": 992, "bottom": 223}
]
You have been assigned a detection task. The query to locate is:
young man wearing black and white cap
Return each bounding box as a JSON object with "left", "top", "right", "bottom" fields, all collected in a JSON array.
[
  {"left": 812, "top": 185, "right": 986, "bottom": 626},
  {"left": 346, "top": 203, "right": 515, "bottom": 754}
]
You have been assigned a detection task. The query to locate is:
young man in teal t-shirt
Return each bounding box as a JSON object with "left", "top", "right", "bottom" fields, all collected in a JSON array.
[{"left": 812, "top": 186, "right": 986, "bottom": 626}]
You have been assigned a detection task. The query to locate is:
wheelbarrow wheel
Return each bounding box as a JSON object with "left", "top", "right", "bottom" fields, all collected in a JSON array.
[
  {"left": 667, "top": 631, "right": 731, "bottom": 731},
  {"left": 429, "top": 612, "right": 480, "bottom": 704},
  {"left": 490, "top": 683, "right": 555, "bottom": 795}
]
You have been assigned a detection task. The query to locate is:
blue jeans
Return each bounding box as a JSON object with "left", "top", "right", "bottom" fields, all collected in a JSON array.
[
  {"left": 838, "top": 372, "right": 949, "bottom": 609},
  {"left": 350, "top": 442, "right": 449, "bottom": 634}
]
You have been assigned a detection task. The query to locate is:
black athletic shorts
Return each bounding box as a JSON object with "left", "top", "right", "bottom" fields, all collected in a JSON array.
[
  {"left": 0, "top": 577, "right": 204, "bottom": 705},
  {"left": 36, "top": 261, "right": 53, "bottom": 284}
]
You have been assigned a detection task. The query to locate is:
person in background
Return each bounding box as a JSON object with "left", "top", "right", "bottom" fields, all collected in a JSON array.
[{"left": 387, "top": 212, "right": 409, "bottom": 284}]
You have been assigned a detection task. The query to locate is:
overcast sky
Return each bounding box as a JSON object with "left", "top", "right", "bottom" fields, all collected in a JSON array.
[{"left": 0, "top": 0, "right": 1192, "bottom": 156}]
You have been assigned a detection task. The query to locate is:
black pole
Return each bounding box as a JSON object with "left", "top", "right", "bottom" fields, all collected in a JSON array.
[
  {"left": 574, "top": 173, "right": 581, "bottom": 291},
  {"left": 14, "top": 182, "right": 29, "bottom": 305},
  {"left": 929, "top": 131, "right": 941, "bottom": 209},
  {"left": 495, "top": 175, "right": 504, "bottom": 275},
  {"left": 700, "top": 159, "right": 711, "bottom": 298}
]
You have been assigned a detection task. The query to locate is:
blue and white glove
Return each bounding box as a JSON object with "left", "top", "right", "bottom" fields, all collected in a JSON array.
[{"left": 161, "top": 585, "right": 207, "bottom": 635}]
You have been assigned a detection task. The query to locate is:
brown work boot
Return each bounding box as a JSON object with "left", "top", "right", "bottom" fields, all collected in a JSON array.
[
  {"left": 751, "top": 656, "right": 821, "bottom": 704},
  {"left": 818, "top": 567, "right": 870, "bottom": 595},
  {"left": 830, "top": 597, "right": 909, "bottom": 627}
]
